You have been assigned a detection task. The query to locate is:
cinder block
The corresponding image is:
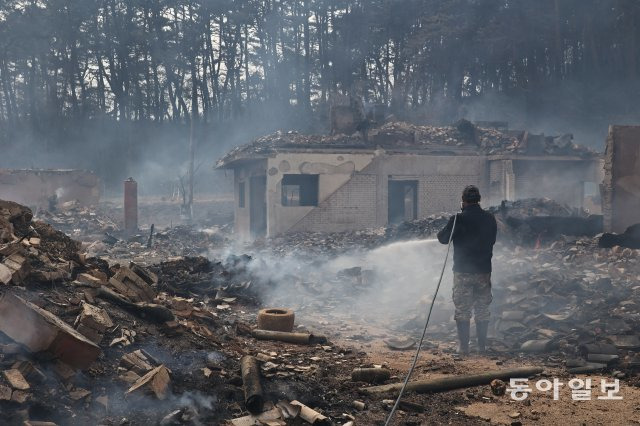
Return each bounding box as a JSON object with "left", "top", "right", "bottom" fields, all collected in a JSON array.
[
  {"left": 77, "top": 303, "right": 113, "bottom": 333},
  {"left": 0, "top": 293, "right": 100, "bottom": 369}
]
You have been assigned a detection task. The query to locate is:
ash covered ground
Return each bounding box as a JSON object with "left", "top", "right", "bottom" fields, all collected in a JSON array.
[{"left": 0, "top": 198, "right": 639, "bottom": 425}]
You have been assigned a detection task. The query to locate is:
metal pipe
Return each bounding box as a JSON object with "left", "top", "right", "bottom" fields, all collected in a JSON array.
[
  {"left": 251, "top": 329, "right": 326, "bottom": 345},
  {"left": 240, "top": 355, "right": 263, "bottom": 414},
  {"left": 362, "top": 367, "right": 543, "bottom": 395}
]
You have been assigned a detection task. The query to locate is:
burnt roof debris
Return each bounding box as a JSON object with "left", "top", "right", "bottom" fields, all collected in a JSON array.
[{"left": 217, "top": 120, "right": 599, "bottom": 167}]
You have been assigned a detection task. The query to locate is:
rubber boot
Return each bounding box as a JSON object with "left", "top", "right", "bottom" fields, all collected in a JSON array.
[
  {"left": 456, "top": 320, "right": 470, "bottom": 355},
  {"left": 476, "top": 321, "right": 489, "bottom": 353}
]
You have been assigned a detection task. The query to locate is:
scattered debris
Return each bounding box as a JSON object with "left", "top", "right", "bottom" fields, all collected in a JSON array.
[
  {"left": 3, "top": 195, "right": 640, "bottom": 424},
  {"left": 290, "top": 400, "right": 330, "bottom": 425},
  {"left": 599, "top": 223, "right": 640, "bottom": 249}
]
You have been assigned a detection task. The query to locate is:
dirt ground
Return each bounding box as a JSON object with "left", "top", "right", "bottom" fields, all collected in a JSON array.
[{"left": 292, "top": 307, "right": 640, "bottom": 425}]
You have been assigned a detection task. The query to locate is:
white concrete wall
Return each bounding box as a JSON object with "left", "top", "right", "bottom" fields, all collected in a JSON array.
[{"left": 266, "top": 152, "right": 375, "bottom": 236}]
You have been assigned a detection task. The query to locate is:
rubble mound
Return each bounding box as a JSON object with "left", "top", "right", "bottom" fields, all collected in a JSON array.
[
  {"left": 490, "top": 235, "right": 640, "bottom": 367},
  {"left": 31, "top": 221, "right": 82, "bottom": 262},
  {"left": 156, "top": 254, "right": 266, "bottom": 299},
  {"left": 0, "top": 200, "right": 371, "bottom": 424},
  {"left": 488, "top": 197, "right": 576, "bottom": 218},
  {"left": 599, "top": 223, "right": 640, "bottom": 249},
  {"left": 257, "top": 199, "right": 602, "bottom": 257},
  {"left": 0, "top": 200, "right": 33, "bottom": 242},
  {"left": 385, "top": 215, "right": 450, "bottom": 241},
  {"left": 257, "top": 229, "right": 386, "bottom": 257},
  {"left": 0, "top": 200, "right": 85, "bottom": 285},
  {"left": 490, "top": 198, "right": 602, "bottom": 245},
  {"left": 36, "top": 201, "right": 120, "bottom": 239}
]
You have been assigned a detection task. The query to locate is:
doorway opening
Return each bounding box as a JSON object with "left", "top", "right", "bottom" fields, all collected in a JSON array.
[
  {"left": 388, "top": 179, "right": 418, "bottom": 224},
  {"left": 250, "top": 176, "right": 267, "bottom": 237}
]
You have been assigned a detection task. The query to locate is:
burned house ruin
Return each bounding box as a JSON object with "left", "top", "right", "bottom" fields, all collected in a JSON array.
[
  {"left": 0, "top": 169, "right": 100, "bottom": 210},
  {"left": 217, "top": 121, "right": 602, "bottom": 240}
]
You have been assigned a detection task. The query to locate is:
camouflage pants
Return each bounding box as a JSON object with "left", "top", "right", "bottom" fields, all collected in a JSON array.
[{"left": 453, "top": 272, "right": 492, "bottom": 322}]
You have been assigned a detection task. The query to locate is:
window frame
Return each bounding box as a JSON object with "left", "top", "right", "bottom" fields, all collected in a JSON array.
[{"left": 281, "top": 174, "right": 319, "bottom": 207}]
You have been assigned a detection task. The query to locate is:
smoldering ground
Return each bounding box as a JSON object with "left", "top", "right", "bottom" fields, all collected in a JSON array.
[{"left": 236, "top": 239, "right": 458, "bottom": 333}]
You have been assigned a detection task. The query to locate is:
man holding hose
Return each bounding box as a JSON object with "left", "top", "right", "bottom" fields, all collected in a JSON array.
[{"left": 437, "top": 185, "right": 497, "bottom": 355}]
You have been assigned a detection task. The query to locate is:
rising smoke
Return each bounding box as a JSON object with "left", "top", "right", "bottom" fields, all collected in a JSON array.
[{"left": 237, "top": 238, "right": 457, "bottom": 333}]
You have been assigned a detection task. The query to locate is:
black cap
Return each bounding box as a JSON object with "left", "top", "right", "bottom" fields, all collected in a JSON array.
[{"left": 462, "top": 185, "right": 481, "bottom": 203}]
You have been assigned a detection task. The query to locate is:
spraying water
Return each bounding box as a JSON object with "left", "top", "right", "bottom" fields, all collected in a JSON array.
[{"left": 246, "top": 238, "right": 455, "bottom": 328}]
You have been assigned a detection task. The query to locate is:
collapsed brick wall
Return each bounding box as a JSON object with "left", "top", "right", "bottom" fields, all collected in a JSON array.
[{"left": 603, "top": 125, "right": 640, "bottom": 233}]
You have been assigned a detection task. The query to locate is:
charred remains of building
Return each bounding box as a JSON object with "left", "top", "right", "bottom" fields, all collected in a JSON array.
[{"left": 218, "top": 120, "right": 602, "bottom": 240}]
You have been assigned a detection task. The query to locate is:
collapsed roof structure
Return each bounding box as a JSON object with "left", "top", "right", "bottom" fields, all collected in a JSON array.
[{"left": 218, "top": 120, "right": 596, "bottom": 167}]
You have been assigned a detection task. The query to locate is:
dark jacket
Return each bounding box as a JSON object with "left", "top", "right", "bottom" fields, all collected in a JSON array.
[{"left": 437, "top": 203, "right": 497, "bottom": 273}]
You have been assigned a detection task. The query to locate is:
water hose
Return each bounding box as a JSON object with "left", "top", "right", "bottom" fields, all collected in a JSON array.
[{"left": 384, "top": 213, "right": 457, "bottom": 426}]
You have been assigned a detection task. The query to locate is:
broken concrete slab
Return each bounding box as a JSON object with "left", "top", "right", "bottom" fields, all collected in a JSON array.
[
  {"left": 0, "top": 262, "right": 12, "bottom": 284},
  {"left": 76, "top": 302, "right": 113, "bottom": 333},
  {"left": 12, "top": 361, "right": 46, "bottom": 384},
  {"left": 11, "top": 389, "right": 29, "bottom": 403},
  {"left": 3, "top": 253, "right": 29, "bottom": 284},
  {"left": 75, "top": 323, "right": 102, "bottom": 344},
  {"left": 120, "top": 350, "right": 154, "bottom": 375},
  {"left": 126, "top": 365, "right": 171, "bottom": 400},
  {"left": 0, "top": 292, "right": 100, "bottom": 369},
  {"left": 3, "top": 368, "right": 30, "bottom": 390},
  {"left": 0, "top": 384, "right": 11, "bottom": 400}
]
